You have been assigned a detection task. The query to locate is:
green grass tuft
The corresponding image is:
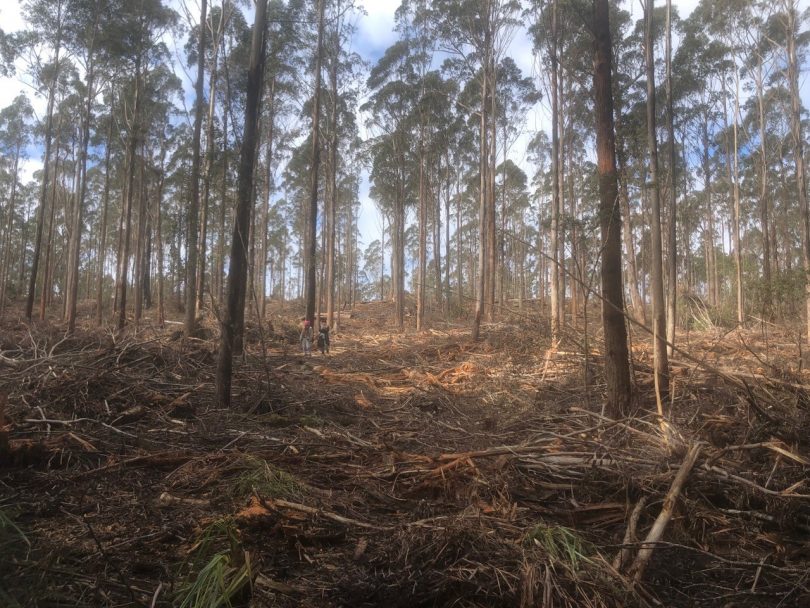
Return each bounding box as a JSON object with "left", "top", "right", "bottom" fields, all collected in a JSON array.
[
  {"left": 188, "top": 517, "right": 240, "bottom": 559},
  {"left": 524, "top": 523, "right": 594, "bottom": 571},
  {"left": 232, "top": 456, "right": 303, "bottom": 500},
  {"left": 176, "top": 551, "right": 252, "bottom": 608},
  {"left": 177, "top": 518, "right": 252, "bottom": 608}
]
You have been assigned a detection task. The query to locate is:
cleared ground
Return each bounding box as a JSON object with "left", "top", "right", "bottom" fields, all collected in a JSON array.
[{"left": 1, "top": 301, "right": 809, "bottom": 607}]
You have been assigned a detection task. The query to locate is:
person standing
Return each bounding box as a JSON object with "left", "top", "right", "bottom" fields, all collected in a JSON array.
[
  {"left": 300, "top": 319, "right": 313, "bottom": 356},
  {"left": 317, "top": 323, "right": 330, "bottom": 355}
]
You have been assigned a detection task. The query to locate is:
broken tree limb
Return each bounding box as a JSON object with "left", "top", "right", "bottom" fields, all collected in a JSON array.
[
  {"left": 157, "top": 492, "right": 210, "bottom": 508},
  {"left": 256, "top": 495, "right": 392, "bottom": 531},
  {"left": 628, "top": 443, "right": 701, "bottom": 582},
  {"left": 699, "top": 463, "right": 810, "bottom": 498},
  {"left": 74, "top": 451, "right": 196, "bottom": 479},
  {"left": 614, "top": 495, "right": 648, "bottom": 571}
]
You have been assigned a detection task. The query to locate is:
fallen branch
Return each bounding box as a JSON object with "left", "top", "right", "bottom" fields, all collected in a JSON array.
[
  {"left": 74, "top": 451, "right": 196, "bottom": 479},
  {"left": 613, "top": 496, "right": 648, "bottom": 571},
  {"left": 157, "top": 492, "right": 211, "bottom": 508},
  {"left": 256, "top": 495, "right": 392, "bottom": 531},
  {"left": 700, "top": 463, "right": 810, "bottom": 498},
  {"left": 628, "top": 443, "right": 701, "bottom": 582}
]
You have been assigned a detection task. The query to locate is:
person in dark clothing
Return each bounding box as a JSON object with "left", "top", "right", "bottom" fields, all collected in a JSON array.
[{"left": 317, "top": 323, "right": 330, "bottom": 355}]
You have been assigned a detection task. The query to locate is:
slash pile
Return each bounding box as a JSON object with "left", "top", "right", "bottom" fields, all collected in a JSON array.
[{"left": 1, "top": 304, "right": 809, "bottom": 607}]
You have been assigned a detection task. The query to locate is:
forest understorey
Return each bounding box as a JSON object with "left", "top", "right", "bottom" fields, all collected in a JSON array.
[{"left": 2, "top": 301, "right": 810, "bottom": 607}]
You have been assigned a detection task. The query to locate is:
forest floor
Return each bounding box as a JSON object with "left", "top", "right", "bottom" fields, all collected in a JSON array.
[{"left": 1, "top": 300, "right": 810, "bottom": 607}]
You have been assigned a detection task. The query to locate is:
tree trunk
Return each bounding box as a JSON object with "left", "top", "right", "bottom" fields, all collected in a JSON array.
[
  {"left": 593, "top": 0, "right": 632, "bottom": 417},
  {"left": 700, "top": 107, "right": 717, "bottom": 308},
  {"left": 134, "top": 141, "right": 148, "bottom": 327},
  {"left": 185, "top": 0, "right": 208, "bottom": 336},
  {"left": 456, "top": 178, "right": 463, "bottom": 310},
  {"left": 783, "top": 2, "right": 810, "bottom": 342},
  {"left": 498, "top": 158, "right": 506, "bottom": 311},
  {"left": 347, "top": 193, "right": 355, "bottom": 313},
  {"left": 380, "top": 214, "right": 385, "bottom": 301},
  {"left": 568, "top": 134, "right": 578, "bottom": 326},
  {"left": 644, "top": 0, "right": 669, "bottom": 396},
  {"left": 720, "top": 76, "right": 741, "bottom": 325},
  {"left": 433, "top": 168, "right": 443, "bottom": 310},
  {"left": 324, "top": 32, "right": 340, "bottom": 329},
  {"left": 486, "top": 52, "right": 497, "bottom": 322},
  {"left": 317, "top": 201, "right": 325, "bottom": 322},
  {"left": 664, "top": 0, "right": 677, "bottom": 356},
  {"left": 216, "top": 0, "right": 268, "bottom": 407},
  {"left": 239, "top": 171, "right": 257, "bottom": 352},
  {"left": 143, "top": 183, "right": 152, "bottom": 310},
  {"left": 40, "top": 120, "right": 62, "bottom": 321},
  {"left": 558, "top": 65, "right": 567, "bottom": 328},
  {"left": 156, "top": 140, "right": 167, "bottom": 327},
  {"left": 756, "top": 52, "right": 771, "bottom": 317},
  {"left": 116, "top": 56, "right": 142, "bottom": 331},
  {"left": 196, "top": 39, "right": 220, "bottom": 315},
  {"left": 96, "top": 104, "right": 113, "bottom": 325},
  {"left": 394, "top": 179, "right": 405, "bottom": 329},
  {"left": 417, "top": 128, "right": 427, "bottom": 331},
  {"left": 444, "top": 157, "right": 451, "bottom": 310},
  {"left": 17, "top": 205, "right": 30, "bottom": 297},
  {"left": 732, "top": 67, "right": 743, "bottom": 325},
  {"left": 0, "top": 141, "right": 21, "bottom": 313},
  {"left": 326, "top": 5, "right": 339, "bottom": 330},
  {"left": 66, "top": 16, "right": 98, "bottom": 332},
  {"left": 112, "top": 151, "right": 127, "bottom": 317},
  {"left": 472, "top": 38, "right": 488, "bottom": 342},
  {"left": 305, "top": 0, "right": 325, "bottom": 328},
  {"left": 175, "top": 191, "right": 184, "bottom": 310},
  {"left": 549, "top": 0, "right": 561, "bottom": 340},
  {"left": 62, "top": 147, "right": 79, "bottom": 319},
  {"left": 217, "top": 83, "right": 230, "bottom": 306},
  {"left": 26, "top": 6, "right": 62, "bottom": 321},
  {"left": 616, "top": 124, "right": 645, "bottom": 323},
  {"left": 537, "top": 212, "right": 545, "bottom": 307}
]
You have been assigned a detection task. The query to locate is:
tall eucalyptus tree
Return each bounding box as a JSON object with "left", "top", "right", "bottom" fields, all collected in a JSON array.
[
  {"left": 593, "top": 0, "right": 631, "bottom": 416},
  {"left": 664, "top": 0, "right": 677, "bottom": 355},
  {"left": 304, "top": 0, "right": 326, "bottom": 328},
  {"left": 779, "top": 0, "right": 810, "bottom": 342},
  {"left": 113, "top": 0, "right": 176, "bottom": 331},
  {"left": 64, "top": 0, "right": 116, "bottom": 333},
  {"left": 195, "top": 0, "right": 233, "bottom": 315},
  {"left": 24, "top": 0, "right": 65, "bottom": 321},
  {"left": 644, "top": 0, "right": 669, "bottom": 396},
  {"left": 432, "top": 0, "right": 521, "bottom": 339},
  {"left": 185, "top": 0, "right": 208, "bottom": 335},
  {"left": 0, "top": 95, "right": 33, "bottom": 313},
  {"left": 364, "top": 39, "right": 419, "bottom": 330},
  {"left": 216, "top": 0, "right": 269, "bottom": 407}
]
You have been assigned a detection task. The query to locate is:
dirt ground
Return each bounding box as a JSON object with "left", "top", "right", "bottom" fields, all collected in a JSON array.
[{"left": 1, "top": 300, "right": 809, "bottom": 607}]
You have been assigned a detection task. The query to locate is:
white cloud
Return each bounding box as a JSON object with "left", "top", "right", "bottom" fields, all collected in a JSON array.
[
  {"left": 355, "top": 0, "right": 398, "bottom": 59},
  {"left": 0, "top": 0, "right": 25, "bottom": 32},
  {"left": 0, "top": 1, "right": 49, "bottom": 120},
  {"left": 19, "top": 158, "right": 42, "bottom": 183}
]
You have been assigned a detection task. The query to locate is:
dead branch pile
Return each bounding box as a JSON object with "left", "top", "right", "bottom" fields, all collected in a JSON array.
[{"left": 1, "top": 309, "right": 809, "bottom": 607}]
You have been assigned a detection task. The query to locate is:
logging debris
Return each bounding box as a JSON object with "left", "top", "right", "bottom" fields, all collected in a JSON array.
[{"left": 1, "top": 302, "right": 809, "bottom": 607}]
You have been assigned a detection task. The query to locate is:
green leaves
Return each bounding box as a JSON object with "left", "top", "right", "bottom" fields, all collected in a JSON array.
[{"left": 177, "top": 551, "right": 252, "bottom": 608}]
